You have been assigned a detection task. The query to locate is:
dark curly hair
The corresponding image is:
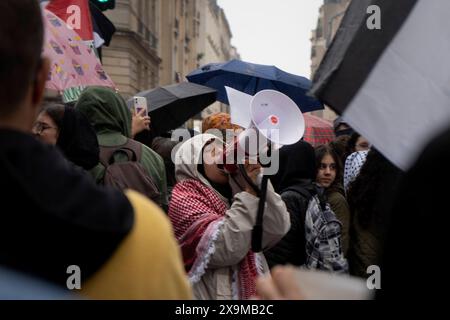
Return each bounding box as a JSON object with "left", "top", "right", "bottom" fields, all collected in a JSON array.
[
  {"left": 315, "top": 144, "right": 343, "bottom": 189},
  {"left": 347, "top": 149, "right": 403, "bottom": 229}
]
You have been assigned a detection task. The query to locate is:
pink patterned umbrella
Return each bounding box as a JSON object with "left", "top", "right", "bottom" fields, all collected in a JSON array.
[
  {"left": 303, "top": 114, "right": 336, "bottom": 147},
  {"left": 42, "top": 9, "right": 115, "bottom": 92}
]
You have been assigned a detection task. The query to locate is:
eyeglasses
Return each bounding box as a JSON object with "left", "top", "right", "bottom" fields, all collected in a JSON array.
[{"left": 33, "top": 122, "right": 58, "bottom": 135}]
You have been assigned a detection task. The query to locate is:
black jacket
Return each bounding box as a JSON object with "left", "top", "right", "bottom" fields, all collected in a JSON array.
[
  {"left": 0, "top": 129, "right": 133, "bottom": 286},
  {"left": 265, "top": 181, "right": 317, "bottom": 268},
  {"left": 265, "top": 140, "right": 318, "bottom": 269}
]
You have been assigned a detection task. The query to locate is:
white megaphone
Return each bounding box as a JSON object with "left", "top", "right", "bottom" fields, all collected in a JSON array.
[{"left": 222, "top": 87, "right": 305, "bottom": 173}]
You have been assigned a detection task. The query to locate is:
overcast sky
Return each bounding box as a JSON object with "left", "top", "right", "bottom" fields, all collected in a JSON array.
[{"left": 217, "top": 0, "right": 323, "bottom": 79}]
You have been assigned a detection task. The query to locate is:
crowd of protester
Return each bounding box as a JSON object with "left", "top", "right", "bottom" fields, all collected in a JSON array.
[{"left": 2, "top": 0, "right": 445, "bottom": 301}]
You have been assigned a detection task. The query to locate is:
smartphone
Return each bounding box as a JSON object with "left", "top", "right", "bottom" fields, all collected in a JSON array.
[{"left": 133, "top": 96, "right": 148, "bottom": 115}]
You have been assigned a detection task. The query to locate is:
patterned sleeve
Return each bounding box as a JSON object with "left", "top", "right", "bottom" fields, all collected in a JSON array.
[{"left": 305, "top": 198, "right": 348, "bottom": 273}]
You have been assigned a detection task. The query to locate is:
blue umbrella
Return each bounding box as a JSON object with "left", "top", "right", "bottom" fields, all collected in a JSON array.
[{"left": 187, "top": 59, "right": 323, "bottom": 113}]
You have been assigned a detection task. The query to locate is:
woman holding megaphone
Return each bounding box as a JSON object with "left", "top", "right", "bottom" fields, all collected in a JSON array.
[{"left": 168, "top": 133, "right": 290, "bottom": 300}]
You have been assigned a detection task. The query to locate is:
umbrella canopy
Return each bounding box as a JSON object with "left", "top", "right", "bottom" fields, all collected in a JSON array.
[
  {"left": 129, "top": 82, "right": 217, "bottom": 135},
  {"left": 302, "top": 114, "right": 335, "bottom": 147},
  {"left": 187, "top": 59, "right": 323, "bottom": 113},
  {"left": 42, "top": 9, "right": 115, "bottom": 92}
]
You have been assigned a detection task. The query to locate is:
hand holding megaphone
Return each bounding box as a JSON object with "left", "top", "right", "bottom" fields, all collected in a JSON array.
[{"left": 228, "top": 161, "right": 262, "bottom": 197}]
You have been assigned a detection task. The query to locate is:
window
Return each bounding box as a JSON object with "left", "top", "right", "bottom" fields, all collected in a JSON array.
[
  {"left": 172, "top": 46, "right": 178, "bottom": 81},
  {"left": 174, "top": 18, "right": 180, "bottom": 38},
  {"left": 316, "top": 18, "right": 323, "bottom": 38},
  {"left": 137, "top": 0, "right": 144, "bottom": 35},
  {"left": 151, "top": 0, "right": 156, "bottom": 32},
  {"left": 151, "top": 71, "right": 156, "bottom": 88},
  {"left": 144, "top": 0, "right": 149, "bottom": 26},
  {"left": 180, "top": 0, "right": 185, "bottom": 17},
  {"left": 143, "top": 65, "right": 149, "bottom": 90},
  {"left": 136, "top": 60, "right": 142, "bottom": 90}
]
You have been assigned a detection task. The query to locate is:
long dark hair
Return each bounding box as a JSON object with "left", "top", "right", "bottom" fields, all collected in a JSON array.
[
  {"left": 329, "top": 135, "right": 350, "bottom": 167},
  {"left": 40, "top": 104, "right": 100, "bottom": 170},
  {"left": 315, "top": 144, "right": 343, "bottom": 189},
  {"left": 347, "top": 149, "right": 403, "bottom": 229}
]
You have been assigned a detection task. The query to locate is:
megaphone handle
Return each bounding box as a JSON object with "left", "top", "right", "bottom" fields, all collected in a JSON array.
[{"left": 252, "top": 174, "right": 269, "bottom": 253}]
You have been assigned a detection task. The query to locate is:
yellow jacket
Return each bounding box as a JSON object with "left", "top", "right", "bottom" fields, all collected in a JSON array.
[{"left": 81, "top": 190, "right": 192, "bottom": 299}]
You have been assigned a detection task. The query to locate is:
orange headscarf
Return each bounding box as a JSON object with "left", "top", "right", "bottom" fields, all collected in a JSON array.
[{"left": 202, "top": 113, "right": 242, "bottom": 133}]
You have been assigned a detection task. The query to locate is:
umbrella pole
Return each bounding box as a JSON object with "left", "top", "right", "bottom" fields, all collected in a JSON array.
[{"left": 251, "top": 174, "right": 269, "bottom": 253}]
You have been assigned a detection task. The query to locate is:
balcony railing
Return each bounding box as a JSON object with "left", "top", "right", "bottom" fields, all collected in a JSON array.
[{"left": 137, "top": 19, "right": 158, "bottom": 51}]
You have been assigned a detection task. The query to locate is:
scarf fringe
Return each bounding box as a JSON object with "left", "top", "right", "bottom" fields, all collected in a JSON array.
[
  {"left": 188, "top": 219, "right": 225, "bottom": 284},
  {"left": 232, "top": 269, "right": 239, "bottom": 300},
  {"left": 255, "top": 253, "right": 266, "bottom": 276}
]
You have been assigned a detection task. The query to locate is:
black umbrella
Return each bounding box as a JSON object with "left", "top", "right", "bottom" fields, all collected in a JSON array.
[{"left": 129, "top": 82, "right": 217, "bottom": 135}]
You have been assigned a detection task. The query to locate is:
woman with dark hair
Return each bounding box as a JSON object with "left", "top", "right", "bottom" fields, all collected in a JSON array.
[
  {"left": 33, "top": 103, "right": 64, "bottom": 145},
  {"left": 33, "top": 104, "right": 99, "bottom": 170},
  {"left": 315, "top": 144, "right": 350, "bottom": 256},
  {"left": 346, "top": 149, "right": 403, "bottom": 278},
  {"left": 347, "top": 132, "right": 371, "bottom": 155},
  {"left": 266, "top": 141, "right": 347, "bottom": 273},
  {"left": 169, "top": 134, "right": 290, "bottom": 300}
]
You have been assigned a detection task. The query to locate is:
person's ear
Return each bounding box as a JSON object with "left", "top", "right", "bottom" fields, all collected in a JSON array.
[{"left": 32, "top": 57, "right": 50, "bottom": 110}]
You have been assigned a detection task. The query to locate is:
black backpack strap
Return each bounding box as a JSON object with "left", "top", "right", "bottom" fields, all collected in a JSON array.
[
  {"left": 281, "top": 184, "right": 315, "bottom": 231},
  {"left": 313, "top": 185, "right": 328, "bottom": 211},
  {"left": 282, "top": 184, "right": 315, "bottom": 201},
  {"left": 282, "top": 184, "right": 328, "bottom": 211}
]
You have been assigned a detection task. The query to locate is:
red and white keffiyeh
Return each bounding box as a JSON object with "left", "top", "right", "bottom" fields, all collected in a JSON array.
[{"left": 169, "top": 179, "right": 258, "bottom": 300}]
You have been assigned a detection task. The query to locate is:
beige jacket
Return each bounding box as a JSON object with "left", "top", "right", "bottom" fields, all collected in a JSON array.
[{"left": 173, "top": 134, "right": 290, "bottom": 300}]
